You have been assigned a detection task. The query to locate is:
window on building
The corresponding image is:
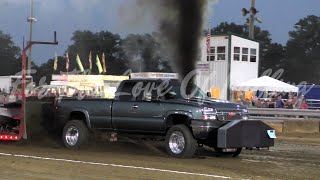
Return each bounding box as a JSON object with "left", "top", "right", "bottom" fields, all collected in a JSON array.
[
  {"left": 242, "top": 48, "right": 248, "bottom": 61},
  {"left": 207, "top": 47, "right": 215, "bottom": 61},
  {"left": 217, "top": 46, "right": 226, "bottom": 60},
  {"left": 233, "top": 47, "right": 240, "bottom": 61},
  {"left": 250, "top": 48, "right": 257, "bottom": 62}
]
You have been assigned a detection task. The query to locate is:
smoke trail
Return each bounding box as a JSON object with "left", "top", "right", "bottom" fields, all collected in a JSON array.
[
  {"left": 131, "top": 1, "right": 211, "bottom": 78},
  {"left": 160, "top": 1, "right": 208, "bottom": 79},
  {"left": 119, "top": 0, "right": 215, "bottom": 94}
]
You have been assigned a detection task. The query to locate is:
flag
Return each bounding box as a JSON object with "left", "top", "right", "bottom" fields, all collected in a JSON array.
[
  {"left": 66, "top": 52, "right": 69, "bottom": 71},
  {"left": 88, "top": 51, "right": 92, "bottom": 70},
  {"left": 96, "top": 54, "right": 103, "bottom": 74},
  {"left": 102, "top": 52, "right": 107, "bottom": 73},
  {"left": 53, "top": 52, "right": 58, "bottom": 71},
  {"left": 76, "top": 54, "right": 84, "bottom": 72},
  {"left": 206, "top": 20, "right": 211, "bottom": 55}
]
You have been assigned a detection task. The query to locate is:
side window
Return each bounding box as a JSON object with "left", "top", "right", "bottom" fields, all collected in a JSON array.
[
  {"left": 217, "top": 46, "right": 226, "bottom": 60},
  {"left": 133, "top": 81, "right": 159, "bottom": 101},
  {"left": 206, "top": 47, "right": 215, "bottom": 61},
  {"left": 117, "top": 82, "right": 135, "bottom": 101},
  {"left": 250, "top": 48, "right": 257, "bottom": 62},
  {"left": 233, "top": 47, "right": 240, "bottom": 61},
  {"left": 242, "top": 48, "right": 248, "bottom": 61}
]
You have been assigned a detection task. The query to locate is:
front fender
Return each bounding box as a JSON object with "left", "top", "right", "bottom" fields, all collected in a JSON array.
[
  {"left": 162, "top": 110, "right": 193, "bottom": 130},
  {"left": 164, "top": 110, "right": 193, "bottom": 120}
]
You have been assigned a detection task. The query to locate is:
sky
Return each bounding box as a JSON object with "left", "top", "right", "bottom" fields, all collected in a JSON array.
[{"left": 0, "top": 0, "right": 319, "bottom": 65}]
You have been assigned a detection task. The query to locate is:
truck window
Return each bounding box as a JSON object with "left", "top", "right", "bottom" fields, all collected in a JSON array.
[
  {"left": 117, "top": 82, "right": 136, "bottom": 101},
  {"left": 135, "top": 82, "right": 159, "bottom": 101}
]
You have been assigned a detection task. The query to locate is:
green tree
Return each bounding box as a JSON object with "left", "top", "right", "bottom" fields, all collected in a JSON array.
[
  {"left": 67, "top": 30, "right": 128, "bottom": 75},
  {"left": 285, "top": 15, "right": 320, "bottom": 84},
  {"left": 0, "top": 31, "right": 21, "bottom": 75}
]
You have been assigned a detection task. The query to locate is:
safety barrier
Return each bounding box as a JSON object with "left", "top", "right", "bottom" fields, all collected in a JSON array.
[
  {"left": 307, "top": 99, "right": 320, "bottom": 110},
  {"left": 248, "top": 108, "right": 320, "bottom": 134},
  {"left": 248, "top": 108, "right": 320, "bottom": 119}
]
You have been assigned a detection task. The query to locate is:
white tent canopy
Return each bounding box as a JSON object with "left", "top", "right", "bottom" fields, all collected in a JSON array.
[{"left": 232, "top": 76, "right": 299, "bottom": 92}]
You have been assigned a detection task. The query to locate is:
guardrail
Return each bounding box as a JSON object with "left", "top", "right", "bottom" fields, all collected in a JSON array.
[
  {"left": 248, "top": 108, "right": 320, "bottom": 134},
  {"left": 306, "top": 99, "right": 320, "bottom": 110},
  {"left": 248, "top": 108, "right": 320, "bottom": 119}
]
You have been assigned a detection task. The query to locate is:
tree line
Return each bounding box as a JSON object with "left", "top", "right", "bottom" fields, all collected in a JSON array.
[{"left": 0, "top": 15, "right": 319, "bottom": 85}]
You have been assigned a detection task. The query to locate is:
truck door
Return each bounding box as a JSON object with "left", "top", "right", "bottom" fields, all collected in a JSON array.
[{"left": 112, "top": 81, "right": 164, "bottom": 132}]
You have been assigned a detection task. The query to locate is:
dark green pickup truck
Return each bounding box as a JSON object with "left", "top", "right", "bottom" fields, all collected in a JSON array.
[{"left": 55, "top": 79, "right": 275, "bottom": 158}]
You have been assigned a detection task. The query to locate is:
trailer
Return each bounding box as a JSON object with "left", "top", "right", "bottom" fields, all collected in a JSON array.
[
  {"left": 0, "top": 76, "right": 33, "bottom": 141},
  {"left": 0, "top": 105, "right": 21, "bottom": 140}
]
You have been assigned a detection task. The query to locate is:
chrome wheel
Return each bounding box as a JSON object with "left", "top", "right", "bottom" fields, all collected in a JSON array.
[
  {"left": 65, "top": 126, "right": 79, "bottom": 146},
  {"left": 169, "top": 131, "right": 185, "bottom": 154}
]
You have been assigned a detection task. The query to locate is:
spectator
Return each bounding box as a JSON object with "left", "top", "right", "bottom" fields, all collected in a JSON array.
[
  {"left": 292, "top": 95, "right": 298, "bottom": 109},
  {"left": 286, "top": 97, "right": 293, "bottom": 109},
  {"left": 253, "top": 98, "right": 262, "bottom": 108},
  {"left": 276, "top": 95, "right": 284, "bottom": 108},
  {"left": 245, "top": 98, "right": 253, "bottom": 108},
  {"left": 239, "top": 95, "right": 245, "bottom": 105},
  {"left": 268, "top": 96, "right": 276, "bottom": 108},
  {"left": 300, "top": 99, "right": 308, "bottom": 109}
]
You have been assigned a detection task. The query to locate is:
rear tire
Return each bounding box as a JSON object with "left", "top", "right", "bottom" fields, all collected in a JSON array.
[
  {"left": 62, "top": 120, "right": 89, "bottom": 149},
  {"left": 165, "top": 125, "right": 196, "bottom": 158}
]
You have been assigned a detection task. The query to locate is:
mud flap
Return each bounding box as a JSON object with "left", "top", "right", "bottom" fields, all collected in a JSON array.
[{"left": 217, "top": 120, "right": 275, "bottom": 148}]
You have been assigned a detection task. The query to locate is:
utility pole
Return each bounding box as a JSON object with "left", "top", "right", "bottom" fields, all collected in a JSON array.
[
  {"left": 27, "top": 0, "right": 36, "bottom": 76},
  {"left": 242, "top": 0, "right": 261, "bottom": 39},
  {"left": 249, "top": 0, "right": 255, "bottom": 39}
]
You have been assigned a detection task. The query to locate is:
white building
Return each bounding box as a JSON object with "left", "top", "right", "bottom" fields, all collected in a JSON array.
[{"left": 196, "top": 34, "right": 260, "bottom": 100}]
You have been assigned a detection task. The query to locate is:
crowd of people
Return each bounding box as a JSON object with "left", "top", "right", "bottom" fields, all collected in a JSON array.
[{"left": 239, "top": 94, "right": 309, "bottom": 109}]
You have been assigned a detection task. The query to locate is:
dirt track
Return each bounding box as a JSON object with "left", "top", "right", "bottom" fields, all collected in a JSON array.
[{"left": 0, "top": 134, "right": 319, "bottom": 180}]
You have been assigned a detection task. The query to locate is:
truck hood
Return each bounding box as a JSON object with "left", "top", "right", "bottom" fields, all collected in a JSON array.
[
  {"left": 168, "top": 97, "right": 246, "bottom": 111},
  {"left": 189, "top": 97, "right": 246, "bottom": 110}
]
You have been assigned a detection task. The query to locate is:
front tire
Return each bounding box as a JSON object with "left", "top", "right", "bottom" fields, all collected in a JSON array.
[
  {"left": 62, "top": 120, "right": 89, "bottom": 149},
  {"left": 165, "top": 125, "right": 196, "bottom": 158}
]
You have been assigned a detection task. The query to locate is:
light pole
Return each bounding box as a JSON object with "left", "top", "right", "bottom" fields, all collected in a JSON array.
[
  {"left": 27, "top": 0, "right": 36, "bottom": 76},
  {"left": 241, "top": 0, "right": 261, "bottom": 39}
]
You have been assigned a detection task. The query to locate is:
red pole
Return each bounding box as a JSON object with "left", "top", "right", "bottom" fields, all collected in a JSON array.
[
  {"left": 20, "top": 32, "right": 58, "bottom": 140},
  {"left": 20, "top": 50, "right": 27, "bottom": 139}
]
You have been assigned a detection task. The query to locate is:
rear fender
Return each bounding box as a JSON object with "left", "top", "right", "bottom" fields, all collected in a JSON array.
[{"left": 70, "top": 108, "right": 91, "bottom": 129}]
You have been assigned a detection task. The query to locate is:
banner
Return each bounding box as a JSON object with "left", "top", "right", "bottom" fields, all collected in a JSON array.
[
  {"left": 89, "top": 51, "right": 92, "bottom": 70},
  {"left": 102, "top": 52, "right": 107, "bottom": 73},
  {"left": 53, "top": 52, "right": 58, "bottom": 71},
  {"left": 76, "top": 54, "right": 84, "bottom": 72},
  {"left": 96, "top": 55, "right": 103, "bottom": 74},
  {"left": 66, "top": 52, "right": 69, "bottom": 71}
]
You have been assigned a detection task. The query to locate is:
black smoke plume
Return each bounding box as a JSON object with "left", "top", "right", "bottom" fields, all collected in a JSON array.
[
  {"left": 123, "top": 0, "right": 211, "bottom": 94},
  {"left": 158, "top": 1, "right": 208, "bottom": 80}
]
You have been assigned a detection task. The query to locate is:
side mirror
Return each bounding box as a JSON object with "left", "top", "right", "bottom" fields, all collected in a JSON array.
[
  {"left": 165, "top": 92, "right": 177, "bottom": 100},
  {"left": 206, "top": 92, "right": 211, "bottom": 97},
  {"left": 143, "top": 92, "right": 152, "bottom": 101}
]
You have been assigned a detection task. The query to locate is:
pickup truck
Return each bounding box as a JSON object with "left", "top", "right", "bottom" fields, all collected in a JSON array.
[{"left": 55, "top": 79, "right": 275, "bottom": 158}]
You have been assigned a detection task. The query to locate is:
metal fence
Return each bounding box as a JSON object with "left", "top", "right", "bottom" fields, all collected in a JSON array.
[
  {"left": 248, "top": 108, "right": 320, "bottom": 120},
  {"left": 306, "top": 99, "right": 320, "bottom": 110}
]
